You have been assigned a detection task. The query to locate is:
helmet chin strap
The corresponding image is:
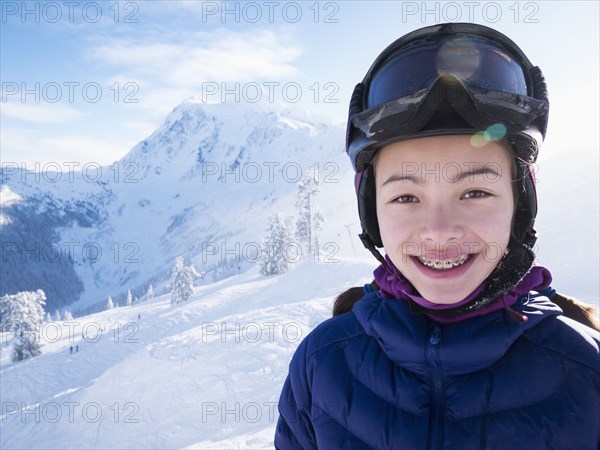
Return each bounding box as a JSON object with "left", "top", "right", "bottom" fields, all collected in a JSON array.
[
  {"left": 359, "top": 231, "right": 386, "bottom": 264},
  {"left": 360, "top": 231, "right": 535, "bottom": 322}
]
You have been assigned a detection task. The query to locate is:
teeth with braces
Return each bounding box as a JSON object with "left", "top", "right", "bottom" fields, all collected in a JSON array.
[{"left": 418, "top": 254, "right": 470, "bottom": 270}]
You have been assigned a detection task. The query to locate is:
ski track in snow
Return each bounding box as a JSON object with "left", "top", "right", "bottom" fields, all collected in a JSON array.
[{"left": 0, "top": 258, "right": 375, "bottom": 449}]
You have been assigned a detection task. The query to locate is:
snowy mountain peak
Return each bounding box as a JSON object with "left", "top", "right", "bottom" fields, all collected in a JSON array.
[{"left": 0, "top": 100, "right": 351, "bottom": 316}]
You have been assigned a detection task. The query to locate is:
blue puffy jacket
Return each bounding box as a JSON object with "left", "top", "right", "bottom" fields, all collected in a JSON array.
[{"left": 275, "top": 291, "right": 600, "bottom": 449}]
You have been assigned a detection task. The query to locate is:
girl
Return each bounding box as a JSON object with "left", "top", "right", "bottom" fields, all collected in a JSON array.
[{"left": 275, "top": 23, "right": 599, "bottom": 449}]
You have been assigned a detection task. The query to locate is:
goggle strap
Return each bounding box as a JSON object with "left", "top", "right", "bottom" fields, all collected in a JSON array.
[
  {"left": 530, "top": 66, "right": 549, "bottom": 138},
  {"left": 346, "top": 82, "right": 365, "bottom": 155}
]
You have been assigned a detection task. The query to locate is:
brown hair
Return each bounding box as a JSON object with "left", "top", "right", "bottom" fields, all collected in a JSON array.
[{"left": 332, "top": 281, "right": 600, "bottom": 332}]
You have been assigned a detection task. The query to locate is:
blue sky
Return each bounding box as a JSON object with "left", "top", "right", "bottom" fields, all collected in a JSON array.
[{"left": 1, "top": 1, "right": 598, "bottom": 167}]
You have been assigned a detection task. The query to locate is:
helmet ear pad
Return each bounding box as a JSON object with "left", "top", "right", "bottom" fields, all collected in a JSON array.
[
  {"left": 512, "top": 157, "right": 538, "bottom": 248},
  {"left": 357, "top": 164, "right": 383, "bottom": 248}
]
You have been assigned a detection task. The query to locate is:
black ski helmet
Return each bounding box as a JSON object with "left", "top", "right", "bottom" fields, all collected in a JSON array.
[{"left": 346, "top": 23, "right": 549, "bottom": 252}]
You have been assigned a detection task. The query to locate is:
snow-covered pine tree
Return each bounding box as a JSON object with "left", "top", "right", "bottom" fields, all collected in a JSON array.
[
  {"left": 126, "top": 289, "right": 133, "bottom": 306},
  {"left": 260, "top": 213, "right": 296, "bottom": 276},
  {"left": 0, "top": 294, "right": 11, "bottom": 332},
  {"left": 54, "top": 310, "right": 61, "bottom": 321},
  {"left": 146, "top": 285, "right": 154, "bottom": 301},
  {"left": 107, "top": 296, "right": 114, "bottom": 310},
  {"left": 64, "top": 311, "right": 74, "bottom": 321},
  {"left": 170, "top": 256, "right": 198, "bottom": 304},
  {"left": 9, "top": 290, "right": 46, "bottom": 362},
  {"left": 295, "top": 169, "right": 323, "bottom": 256},
  {"left": 312, "top": 210, "right": 325, "bottom": 261},
  {"left": 189, "top": 263, "right": 201, "bottom": 282}
]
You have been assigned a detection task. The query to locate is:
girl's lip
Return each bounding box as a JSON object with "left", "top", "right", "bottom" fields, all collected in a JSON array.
[
  {"left": 410, "top": 254, "right": 476, "bottom": 279},
  {"left": 419, "top": 254, "right": 470, "bottom": 263}
]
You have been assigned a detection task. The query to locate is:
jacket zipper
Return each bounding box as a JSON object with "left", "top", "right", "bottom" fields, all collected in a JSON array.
[{"left": 427, "top": 324, "right": 444, "bottom": 450}]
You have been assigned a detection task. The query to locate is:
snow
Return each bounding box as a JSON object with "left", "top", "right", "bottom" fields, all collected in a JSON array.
[
  {"left": 0, "top": 185, "right": 22, "bottom": 225},
  {"left": 0, "top": 185, "right": 22, "bottom": 207},
  {"left": 0, "top": 258, "right": 376, "bottom": 449}
]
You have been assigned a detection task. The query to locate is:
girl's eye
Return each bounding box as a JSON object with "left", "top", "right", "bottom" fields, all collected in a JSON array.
[
  {"left": 393, "top": 194, "right": 419, "bottom": 203},
  {"left": 462, "top": 190, "right": 491, "bottom": 200}
]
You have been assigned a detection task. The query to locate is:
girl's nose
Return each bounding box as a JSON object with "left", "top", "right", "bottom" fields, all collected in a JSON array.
[{"left": 418, "top": 203, "right": 465, "bottom": 244}]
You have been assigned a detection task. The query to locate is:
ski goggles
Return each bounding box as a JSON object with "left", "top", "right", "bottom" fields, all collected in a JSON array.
[
  {"left": 347, "top": 24, "right": 549, "bottom": 171},
  {"left": 367, "top": 33, "right": 530, "bottom": 106}
]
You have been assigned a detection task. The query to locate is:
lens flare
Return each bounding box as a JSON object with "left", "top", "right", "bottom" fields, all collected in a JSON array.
[
  {"left": 485, "top": 123, "right": 507, "bottom": 140},
  {"left": 470, "top": 133, "right": 489, "bottom": 148},
  {"left": 436, "top": 39, "right": 480, "bottom": 82},
  {"left": 470, "top": 124, "right": 507, "bottom": 147}
]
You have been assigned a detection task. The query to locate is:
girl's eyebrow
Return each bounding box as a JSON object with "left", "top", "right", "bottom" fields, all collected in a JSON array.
[
  {"left": 454, "top": 166, "right": 502, "bottom": 182},
  {"left": 381, "top": 174, "right": 420, "bottom": 186},
  {"left": 381, "top": 166, "right": 501, "bottom": 186}
]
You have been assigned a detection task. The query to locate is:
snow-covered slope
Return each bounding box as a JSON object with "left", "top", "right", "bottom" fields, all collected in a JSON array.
[{"left": 0, "top": 257, "right": 376, "bottom": 449}]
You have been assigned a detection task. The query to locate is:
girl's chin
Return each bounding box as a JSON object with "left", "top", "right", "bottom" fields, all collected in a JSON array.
[{"left": 415, "top": 290, "right": 472, "bottom": 304}]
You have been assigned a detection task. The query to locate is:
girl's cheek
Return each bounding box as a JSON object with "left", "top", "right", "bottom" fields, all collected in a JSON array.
[{"left": 472, "top": 213, "right": 512, "bottom": 243}]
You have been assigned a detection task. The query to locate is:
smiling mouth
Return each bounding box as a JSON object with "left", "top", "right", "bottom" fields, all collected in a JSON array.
[{"left": 417, "top": 254, "right": 472, "bottom": 271}]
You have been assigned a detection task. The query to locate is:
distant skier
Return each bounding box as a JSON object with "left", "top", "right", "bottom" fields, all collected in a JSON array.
[{"left": 69, "top": 346, "right": 73, "bottom": 354}]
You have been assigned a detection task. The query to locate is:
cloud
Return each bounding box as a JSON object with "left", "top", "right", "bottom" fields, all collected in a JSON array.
[
  {"left": 36, "top": 135, "right": 127, "bottom": 164},
  {"left": 1, "top": 127, "right": 127, "bottom": 166},
  {"left": 1, "top": 102, "right": 84, "bottom": 124},
  {"left": 3, "top": 22, "right": 306, "bottom": 166},
  {"left": 122, "top": 120, "right": 162, "bottom": 139},
  {"left": 88, "top": 28, "right": 302, "bottom": 87}
]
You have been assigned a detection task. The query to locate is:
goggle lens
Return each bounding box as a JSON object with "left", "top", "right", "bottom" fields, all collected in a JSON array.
[{"left": 367, "top": 35, "right": 529, "bottom": 107}]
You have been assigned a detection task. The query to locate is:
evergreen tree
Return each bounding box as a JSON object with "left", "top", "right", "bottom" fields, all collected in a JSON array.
[
  {"left": 189, "top": 264, "right": 201, "bottom": 281},
  {"left": 107, "top": 296, "right": 114, "bottom": 310},
  {"left": 54, "top": 310, "right": 61, "bottom": 321},
  {"left": 126, "top": 289, "right": 133, "bottom": 306},
  {"left": 312, "top": 210, "right": 325, "bottom": 260},
  {"left": 0, "top": 294, "right": 11, "bottom": 332},
  {"left": 146, "top": 285, "right": 154, "bottom": 301},
  {"left": 295, "top": 170, "right": 323, "bottom": 256},
  {"left": 64, "top": 311, "right": 74, "bottom": 321},
  {"left": 170, "top": 256, "right": 198, "bottom": 304},
  {"left": 260, "top": 213, "right": 295, "bottom": 276},
  {"left": 7, "top": 290, "right": 46, "bottom": 362}
]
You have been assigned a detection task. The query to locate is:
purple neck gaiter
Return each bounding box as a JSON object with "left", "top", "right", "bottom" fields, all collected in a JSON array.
[{"left": 373, "top": 255, "right": 552, "bottom": 324}]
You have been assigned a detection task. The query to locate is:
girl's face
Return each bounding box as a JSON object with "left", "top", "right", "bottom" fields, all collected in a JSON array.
[{"left": 374, "top": 135, "right": 515, "bottom": 304}]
